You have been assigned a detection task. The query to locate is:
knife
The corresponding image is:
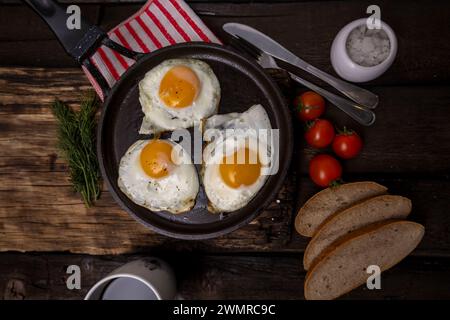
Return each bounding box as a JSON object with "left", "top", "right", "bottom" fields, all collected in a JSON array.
[{"left": 223, "top": 23, "right": 379, "bottom": 109}]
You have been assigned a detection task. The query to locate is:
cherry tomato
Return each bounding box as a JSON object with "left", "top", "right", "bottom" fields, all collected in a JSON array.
[
  {"left": 305, "top": 119, "right": 335, "bottom": 148},
  {"left": 309, "top": 154, "right": 342, "bottom": 187},
  {"left": 332, "top": 128, "right": 363, "bottom": 159},
  {"left": 293, "top": 91, "right": 326, "bottom": 121}
]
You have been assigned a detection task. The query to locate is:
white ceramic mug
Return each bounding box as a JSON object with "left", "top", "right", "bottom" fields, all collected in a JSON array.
[{"left": 85, "top": 258, "right": 177, "bottom": 300}]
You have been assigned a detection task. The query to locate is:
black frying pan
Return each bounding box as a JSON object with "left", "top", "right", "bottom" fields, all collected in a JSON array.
[{"left": 25, "top": 0, "right": 293, "bottom": 239}]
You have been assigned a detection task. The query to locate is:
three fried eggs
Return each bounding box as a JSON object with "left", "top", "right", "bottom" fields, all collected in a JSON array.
[{"left": 118, "top": 59, "right": 273, "bottom": 214}]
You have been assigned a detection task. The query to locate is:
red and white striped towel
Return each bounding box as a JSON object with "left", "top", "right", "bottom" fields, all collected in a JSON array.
[{"left": 82, "top": 0, "right": 221, "bottom": 100}]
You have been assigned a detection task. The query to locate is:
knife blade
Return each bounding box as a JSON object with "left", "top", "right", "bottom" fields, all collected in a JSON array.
[{"left": 223, "top": 23, "right": 306, "bottom": 71}]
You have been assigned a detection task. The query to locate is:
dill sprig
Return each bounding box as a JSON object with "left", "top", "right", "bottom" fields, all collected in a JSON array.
[{"left": 51, "top": 93, "right": 101, "bottom": 207}]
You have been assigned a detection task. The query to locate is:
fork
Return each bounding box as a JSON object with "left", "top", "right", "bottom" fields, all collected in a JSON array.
[{"left": 230, "top": 36, "right": 376, "bottom": 126}]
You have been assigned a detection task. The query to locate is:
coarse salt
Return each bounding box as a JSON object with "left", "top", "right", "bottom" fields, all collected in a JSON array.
[{"left": 346, "top": 25, "right": 391, "bottom": 67}]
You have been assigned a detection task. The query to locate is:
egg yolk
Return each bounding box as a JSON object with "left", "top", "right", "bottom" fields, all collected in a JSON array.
[
  {"left": 140, "top": 140, "right": 174, "bottom": 179},
  {"left": 219, "top": 147, "right": 261, "bottom": 189},
  {"left": 159, "top": 65, "right": 200, "bottom": 108}
]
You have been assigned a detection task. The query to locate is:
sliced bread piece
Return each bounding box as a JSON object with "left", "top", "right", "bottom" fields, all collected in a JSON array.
[
  {"left": 295, "top": 181, "right": 388, "bottom": 237},
  {"left": 303, "top": 195, "right": 412, "bottom": 270},
  {"left": 304, "top": 220, "right": 424, "bottom": 300}
]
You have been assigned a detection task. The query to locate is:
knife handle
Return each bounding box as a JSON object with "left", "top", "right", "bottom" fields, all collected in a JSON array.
[
  {"left": 288, "top": 71, "right": 376, "bottom": 126},
  {"left": 299, "top": 60, "right": 379, "bottom": 109}
]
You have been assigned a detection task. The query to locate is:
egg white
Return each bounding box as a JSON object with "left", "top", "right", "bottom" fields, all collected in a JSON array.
[
  {"left": 118, "top": 139, "right": 199, "bottom": 214},
  {"left": 139, "top": 59, "right": 220, "bottom": 134},
  {"left": 202, "top": 105, "right": 273, "bottom": 213}
]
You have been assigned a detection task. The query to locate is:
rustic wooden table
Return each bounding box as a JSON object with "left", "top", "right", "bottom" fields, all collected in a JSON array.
[{"left": 1, "top": 0, "right": 450, "bottom": 300}]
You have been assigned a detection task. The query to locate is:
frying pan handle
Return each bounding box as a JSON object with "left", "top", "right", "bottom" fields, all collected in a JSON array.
[
  {"left": 23, "top": 0, "right": 142, "bottom": 98},
  {"left": 24, "top": 0, "right": 104, "bottom": 62}
]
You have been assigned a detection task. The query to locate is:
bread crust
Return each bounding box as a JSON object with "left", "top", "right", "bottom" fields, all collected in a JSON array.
[
  {"left": 295, "top": 181, "right": 388, "bottom": 237},
  {"left": 304, "top": 220, "right": 425, "bottom": 300},
  {"left": 303, "top": 195, "right": 412, "bottom": 270}
]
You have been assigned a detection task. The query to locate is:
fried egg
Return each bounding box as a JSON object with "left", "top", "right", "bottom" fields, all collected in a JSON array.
[
  {"left": 139, "top": 59, "right": 220, "bottom": 134},
  {"left": 118, "top": 139, "right": 199, "bottom": 214},
  {"left": 202, "top": 105, "right": 274, "bottom": 213}
]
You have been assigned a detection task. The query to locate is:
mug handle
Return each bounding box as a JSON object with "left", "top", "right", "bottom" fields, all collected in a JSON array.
[{"left": 23, "top": 0, "right": 141, "bottom": 98}]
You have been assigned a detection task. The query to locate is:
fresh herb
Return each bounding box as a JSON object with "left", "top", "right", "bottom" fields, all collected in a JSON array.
[{"left": 51, "top": 93, "right": 101, "bottom": 207}]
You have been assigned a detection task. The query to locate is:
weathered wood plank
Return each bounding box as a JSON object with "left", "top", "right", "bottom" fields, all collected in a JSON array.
[
  {"left": 0, "top": 175, "right": 296, "bottom": 254},
  {"left": 302, "top": 85, "right": 450, "bottom": 176},
  {"left": 2, "top": 1, "right": 450, "bottom": 86},
  {"left": 0, "top": 172, "right": 449, "bottom": 255},
  {"left": 0, "top": 66, "right": 449, "bottom": 254},
  {"left": 2, "top": 67, "right": 450, "bottom": 174},
  {"left": 1, "top": 253, "right": 450, "bottom": 300}
]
